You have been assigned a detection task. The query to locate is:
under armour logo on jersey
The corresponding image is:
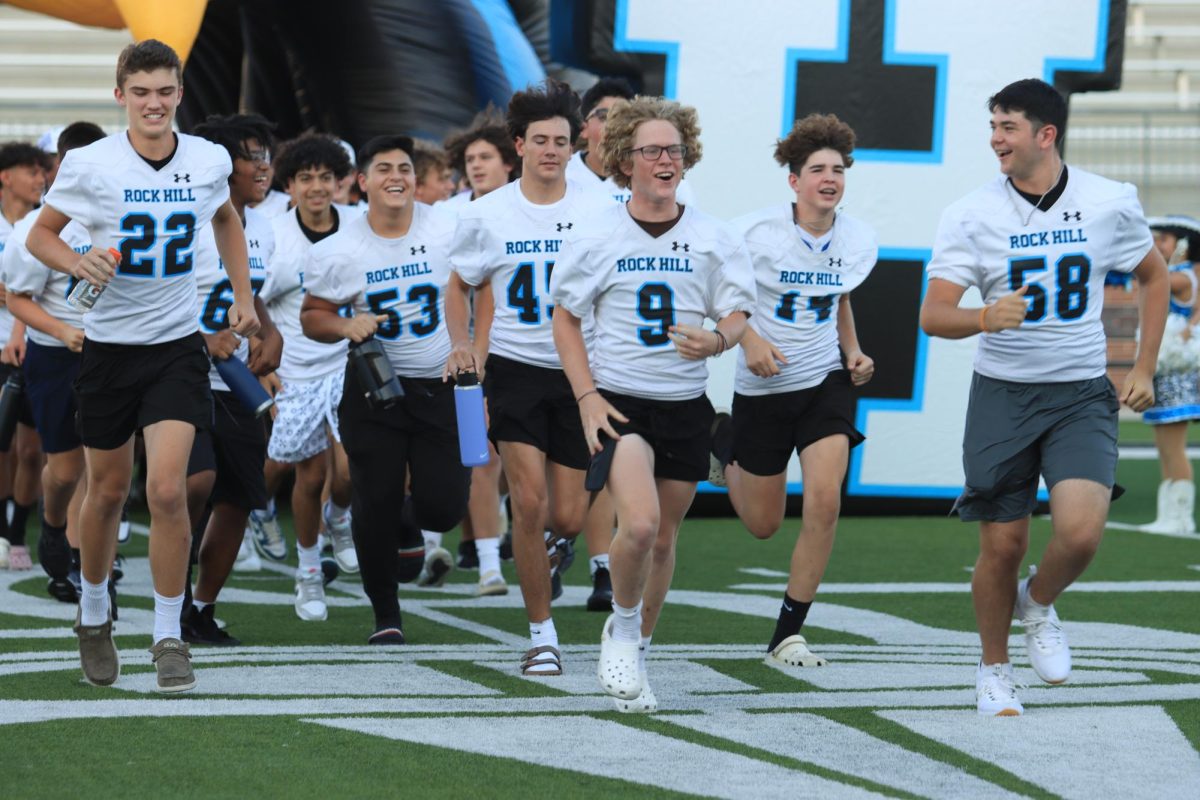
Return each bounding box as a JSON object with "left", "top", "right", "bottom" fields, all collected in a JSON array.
[
  {"left": 411, "top": 245, "right": 425, "bottom": 255},
  {"left": 672, "top": 241, "right": 689, "bottom": 252},
  {"left": 174, "top": 173, "right": 190, "bottom": 183},
  {"left": 248, "top": 240, "right": 260, "bottom": 249},
  {"left": 1063, "top": 211, "right": 1081, "bottom": 221},
  {"left": 829, "top": 258, "right": 842, "bottom": 267},
  {"left": 556, "top": 222, "right": 573, "bottom": 232}
]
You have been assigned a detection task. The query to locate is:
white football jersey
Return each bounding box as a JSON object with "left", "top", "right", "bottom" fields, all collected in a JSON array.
[
  {"left": 0, "top": 215, "right": 17, "bottom": 345},
  {"left": 552, "top": 203, "right": 757, "bottom": 401},
  {"left": 2, "top": 208, "right": 90, "bottom": 347},
  {"left": 450, "top": 179, "right": 608, "bottom": 369},
  {"left": 927, "top": 167, "right": 1153, "bottom": 383},
  {"left": 43, "top": 132, "right": 232, "bottom": 344},
  {"left": 732, "top": 206, "right": 878, "bottom": 395},
  {"left": 259, "top": 208, "right": 350, "bottom": 382},
  {"left": 437, "top": 190, "right": 473, "bottom": 210},
  {"left": 565, "top": 151, "right": 699, "bottom": 208},
  {"left": 305, "top": 204, "right": 454, "bottom": 379},
  {"left": 252, "top": 189, "right": 291, "bottom": 219},
  {"left": 194, "top": 205, "right": 274, "bottom": 391}
]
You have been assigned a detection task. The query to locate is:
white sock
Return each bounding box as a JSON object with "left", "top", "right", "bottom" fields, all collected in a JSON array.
[
  {"left": 153, "top": 591, "right": 185, "bottom": 643},
  {"left": 638, "top": 635, "right": 652, "bottom": 672},
  {"left": 324, "top": 500, "right": 349, "bottom": 523},
  {"left": 297, "top": 542, "right": 321, "bottom": 573},
  {"left": 530, "top": 617, "right": 558, "bottom": 649},
  {"left": 192, "top": 599, "right": 209, "bottom": 613},
  {"left": 611, "top": 601, "right": 642, "bottom": 644},
  {"left": 589, "top": 554, "right": 609, "bottom": 577},
  {"left": 423, "top": 530, "right": 443, "bottom": 552},
  {"left": 80, "top": 577, "right": 110, "bottom": 626},
  {"left": 476, "top": 536, "right": 501, "bottom": 575}
]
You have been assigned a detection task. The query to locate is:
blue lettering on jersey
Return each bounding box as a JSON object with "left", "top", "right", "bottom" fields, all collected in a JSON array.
[
  {"left": 616, "top": 256, "right": 693, "bottom": 273},
  {"left": 122, "top": 188, "right": 197, "bottom": 203},
  {"left": 1008, "top": 228, "right": 1088, "bottom": 250},
  {"left": 778, "top": 270, "right": 844, "bottom": 287},
  {"left": 365, "top": 263, "right": 432, "bottom": 284},
  {"left": 504, "top": 239, "right": 561, "bottom": 255}
]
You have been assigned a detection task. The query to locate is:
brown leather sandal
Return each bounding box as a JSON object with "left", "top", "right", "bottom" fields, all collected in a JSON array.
[{"left": 519, "top": 645, "right": 562, "bottom": 676}]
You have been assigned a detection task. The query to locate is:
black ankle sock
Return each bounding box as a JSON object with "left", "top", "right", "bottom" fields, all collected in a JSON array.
[
  {"left": 70, "top": 547, "right": 81, "bottom": 571},
  {"left": 9, "top": 501, "right": 30, "bottom": 546},
  {"left": 767, "top": 592, "right": 812, "bottom": 652}
]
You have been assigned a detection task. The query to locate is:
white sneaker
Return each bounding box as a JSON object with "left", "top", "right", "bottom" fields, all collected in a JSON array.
[
  {"left": 1014, "top": 566, "right": 1071, "bottom": 684},
  {"left": 233, "top": 530, "right": 262, "bottom": 573},
  {"left": 475, "top": 569, "right": 508, "bottom": 596},
  {"left": 597, "top": 614, "right": 641, "bottom": 700},
  {"left": 294, "top": 568, "right": 328, "bottom": 621},
  {"left": 117, "top": 508, "right": 131, "bottom": 544},
  {"left": 323, "top": 505, "right": 358, "bottom": 573},
  {"left": 976, "top": 662, "right": 1023, "bottom": 716},
  {"left": 0, "top": 536, "right": 9, "bottom": 569},
  {"left": 614, "top": 665, "right": 657, "bottom": 713},
  {"left": 249, "top": 509, "right": 288, "bottom": 562},
  {"left": 418, "top": 547, "right": 453, "bottom": 587},
  {"left": 766, "top": 634, "right": 828, "bottom": 667}
]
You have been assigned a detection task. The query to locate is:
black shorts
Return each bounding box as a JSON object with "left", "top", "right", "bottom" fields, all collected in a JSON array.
[
  {"left": 74, "top": 332, "right": 212, "bottom": 450},
  {"left": 954, "top": 373, "right": 1119, "bottom": 522},
  {"left": 0, "top": 362, "right": 37, "bottom": 436},
  {"left": 598, "top": 390, "right": 714, "bottom": 482},
  {"left": 483, "top": 354, "right": 588, "bottom": 470},
  {"left": 185, "top": 390, "right": 268, "bottom": 510},
  {"left": 732, "top": 369, "right": 864, "bottom": 477},
  {"left": 22, "top": 340, "right": 81, "bottom": 454}
]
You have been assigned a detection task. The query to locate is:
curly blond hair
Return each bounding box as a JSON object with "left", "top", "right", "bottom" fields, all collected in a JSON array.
[
  {"left": 600, "top": 96, "right": 702, "bottom": 189},
  {"left": 774, "top": 113, "right": 855, "bottom": 173}
]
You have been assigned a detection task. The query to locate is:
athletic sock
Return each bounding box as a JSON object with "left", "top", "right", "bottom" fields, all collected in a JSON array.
[
  {"left": 476, "top": 536, "right": 501, "bottom": 575},
  {"left": 767, "top": 592, "right": 811, "bottom": 652},
  {"left": 589, "top": 554, "right": 609, "bottom": 578},
  {"left": 153, "top": 591, "right": 185, "bottom": 643},
  {"left": 711, "top": 413, "right": 734, "bottom": 467},
  {"left": 422, "top": 530, "right": 443, "bottom": 552},
  {"left": 1022, "top": 587, "right": 1052, "bottom": 619},
  {"left": 70, "top": 547, "right": 81, "bottom": 571},
  {"left": 9, "top": 501, "right": 31, "bottom": 546},
  {"left": 611, "top": 601, "right": 642, "bottom": 644},
  {"left": 192, "top": 599, "right": 210, "bottom": 614},
  {"left": 324, "top": 500, "right": 350, "bottom": 524},
  {"left": 530, "top": 617, "right": 558, "bottom": 650},
  {"left": 80, "top": 577, "right": 111, "bottom": 626},
  {"left": 297, "top": 542, "right": 321, "bottom": 574}
]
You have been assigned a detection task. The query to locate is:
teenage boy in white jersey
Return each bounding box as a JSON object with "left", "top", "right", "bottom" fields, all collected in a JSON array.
[
  {"left": 4, "top": 122, "right": 106, "bottom": 597},
  {"left": 302, "top": 135, "right": 470, "bottom": 645},
  {"left": 552, "top": 96, "right": 756, "bottom": 710},
  {"left": 920, "top": 79, "right": 1168, "bottom": 716},
  {"left": 27, "top": 40, "right": 261, "bottom": 692},
  {"left": 712, "top": 114, "right": 876, "bottom": 669},
  {"left": 0, "top": 141, "right": 48, "bottom": 573},
  {"left": 447, "top": 80, "right": 608, "bottom": 676},
  {"left": 441, "top": 114, "right": 518, "bottom": 209},
  {"left": 181, "top": 113, "right": 282, "bottom": 646},
  {"left": 259, "top": 133, "right": 358, "bottom": 621},
  {"left": 567, "top": 78, "right": 697, "bottom": 209}
]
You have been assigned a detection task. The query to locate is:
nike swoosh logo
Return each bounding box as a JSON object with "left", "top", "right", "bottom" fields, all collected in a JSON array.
[{"left": 782, "top": 602, "right": 793, "bottom": 612}]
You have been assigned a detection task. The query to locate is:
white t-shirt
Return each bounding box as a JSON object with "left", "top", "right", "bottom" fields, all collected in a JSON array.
[
  {"left": 260, "top": 207, "right": 351, "bottom": 382},
  {"left": 565, "top": 151, "right": 699, "bottom": 208},
  {"left": 927, "top": 167, "right": 1154, "bottom": 383},
  {"left": 552, "top": 203, "right": 757, "bottom": 401},
  {"left": 42, "top": 132, "right": 231, "bottom": 344},
  {"left": 732, "top": 205, "right": 878, "bottom": 395},
  {"left": 193, "top": 205, "right": 274, "bottom": 391},
  {"left": 450, "top": 179, "right": 609, "bottom": 369},
  {"left": 2, "top": 208, "right": 90, "bottom": 347},
  {"left": 305, "top": 204, "right": 455, "bottom": 379}
]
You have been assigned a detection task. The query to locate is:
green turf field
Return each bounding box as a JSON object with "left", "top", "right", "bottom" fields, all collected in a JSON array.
[{"left": 2, "top": 454, "right": 1198, "bottom": 798}]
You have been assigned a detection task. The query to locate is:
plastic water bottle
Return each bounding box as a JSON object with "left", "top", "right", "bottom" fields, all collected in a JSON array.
[
  {"left": 0, "top": 370, "right": 24, "bottom": 451},
  {"left": 215, "top": 357, "right": 274, "bottom": 417},
  {"left": 454, "top": 371, "right": 489, "bottom": 466},
  {"left": 67, "top": 247, "right": 122, "bottom": 312}
]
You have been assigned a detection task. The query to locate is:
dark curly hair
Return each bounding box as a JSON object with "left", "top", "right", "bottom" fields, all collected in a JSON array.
[
  {"left": 443, "top": 108, "right": 517, "bottom": 175},
  {"left": 774, "top": 113, "right": 855, "bottom": 174},
  {"left": 506, "top": 79, "right": 583, "bottom": 143},
  {"left": 273, "top": 133, "right": 353, "bottom": 186}
]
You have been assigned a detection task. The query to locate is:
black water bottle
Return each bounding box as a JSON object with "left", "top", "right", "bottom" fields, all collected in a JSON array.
[
  {"left": 348, "top": 338, "right": 404, "bottom": 409},
  {"left": 0, "top": 370, "right": 24, "bottom": 451}
]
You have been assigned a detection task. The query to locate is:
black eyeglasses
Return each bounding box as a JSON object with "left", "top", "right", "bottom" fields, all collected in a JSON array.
[
  {"left": 625, "top": 144, "right": 687, "bottom": 161},
  {"left": 587, "top": 108, "right": 609, "bottom": 122}
]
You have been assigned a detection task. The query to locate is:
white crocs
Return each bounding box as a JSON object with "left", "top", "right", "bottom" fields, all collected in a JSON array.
[
  {"left": 614, "top": 668, "right": 657, "bottom": 713},
  {"left": 766, "top": 634, "right": 828, "bottom": 667},
  {"left": 598, "top": 614, "right": 641, "bottom": 700}
]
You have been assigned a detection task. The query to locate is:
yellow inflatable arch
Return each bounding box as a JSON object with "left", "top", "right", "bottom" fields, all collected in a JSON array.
[{"left": 7, "top": 0, "right": 208, "bottom": 63}]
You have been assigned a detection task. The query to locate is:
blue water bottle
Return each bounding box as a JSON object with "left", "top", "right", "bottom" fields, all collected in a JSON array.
[
  {"left": 215, "top": 357, "right": 275, "bottom": 418},
  {"left": 454, "top": 371, "right": 489, "bottom": 466}
]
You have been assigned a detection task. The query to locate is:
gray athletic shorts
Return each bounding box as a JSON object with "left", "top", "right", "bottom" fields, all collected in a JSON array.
[{"left": 953, "top": 372, "right": 1119, "bottom": 522}]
